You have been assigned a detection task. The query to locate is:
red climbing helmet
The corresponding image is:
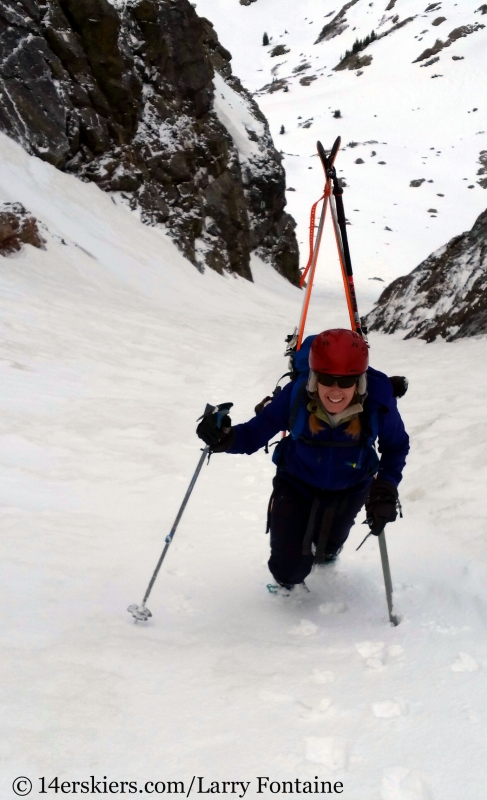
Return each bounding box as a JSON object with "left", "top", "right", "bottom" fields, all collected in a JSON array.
[{"left": 309, "top": 329, "right": 369, "bottom": 375}]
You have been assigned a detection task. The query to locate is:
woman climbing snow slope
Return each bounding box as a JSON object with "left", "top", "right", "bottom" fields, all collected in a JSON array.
[{"left": 197, "top": 329, "right": 409, "bottom": 593}]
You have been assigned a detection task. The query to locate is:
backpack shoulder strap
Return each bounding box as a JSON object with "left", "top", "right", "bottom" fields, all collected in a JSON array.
[
  {"left": 288, "top": 380, "right": 308, "bottom": 440},
  {"left": 361, "top": 399, "right": 380, "bottom": 447}
]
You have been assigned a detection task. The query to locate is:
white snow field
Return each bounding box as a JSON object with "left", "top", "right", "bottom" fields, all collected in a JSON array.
[{"left": 1, "top": 120, "right": 487, "bottom": 799}]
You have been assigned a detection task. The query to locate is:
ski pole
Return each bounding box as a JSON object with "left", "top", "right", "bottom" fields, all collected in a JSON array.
[
  {"left": 127, "top": 444, "right": 210, "bottom": 621},
  {"left": 377, "top": 527, "right": 400, "bottom": 626},
  {"left": 127, "top": 402, "right": 232, "bottom": 621}
]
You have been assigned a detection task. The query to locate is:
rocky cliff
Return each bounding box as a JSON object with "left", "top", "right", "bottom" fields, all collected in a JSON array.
[
  {"left": 365, "top": 208, "right": 487, "bottom": 342},
  {"left": 0, "top": 0, "right": 300, "bottom": 283}
]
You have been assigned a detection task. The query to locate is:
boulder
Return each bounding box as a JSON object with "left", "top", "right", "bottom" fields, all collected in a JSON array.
[{"left": 0, "top": 203, "right": 45, "bottom": 254}]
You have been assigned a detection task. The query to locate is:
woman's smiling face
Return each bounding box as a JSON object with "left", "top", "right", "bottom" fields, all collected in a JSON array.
[{"left": 317, "top": 380, "right": 356, "bottom": 415}]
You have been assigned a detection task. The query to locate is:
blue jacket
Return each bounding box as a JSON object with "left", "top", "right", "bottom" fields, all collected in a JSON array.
[{"left": 226, "top": 367, "right": 409, "bottom": 491}]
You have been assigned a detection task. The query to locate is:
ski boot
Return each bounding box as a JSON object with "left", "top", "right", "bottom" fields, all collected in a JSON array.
[
  {"left": 267, "top": 581, "right": 309, "bottom": 596},
  {"left": 319, "top": 546, "right": 343, "bottom": 565}
]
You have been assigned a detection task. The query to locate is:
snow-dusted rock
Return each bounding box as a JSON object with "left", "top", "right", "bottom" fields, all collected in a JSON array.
[
  {"left": 0, "top": 0, "right": 299, "bottom": 283},
  {"left": 365, "top": 208, "right": 487, "bottom": 341},
  {"left": 0, "top": 202, "right": 44, "bottom": 254}
]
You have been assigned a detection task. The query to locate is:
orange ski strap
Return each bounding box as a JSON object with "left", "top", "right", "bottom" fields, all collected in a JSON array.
[{"left": 300, "top": 192, "right": 326, "bottom": 288}]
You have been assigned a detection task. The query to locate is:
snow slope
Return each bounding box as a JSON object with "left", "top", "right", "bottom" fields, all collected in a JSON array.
[
  {"left": 1, "top": 122, "right": 487, "bottom": 800},
  {"left": 196, "top": 0, "right": 487, "bottom": 295}
]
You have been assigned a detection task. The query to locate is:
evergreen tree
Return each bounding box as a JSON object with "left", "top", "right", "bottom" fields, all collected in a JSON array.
[
  {"left": 280, "top": 125, "right": 285, "bottom": 134},
  {"left": 341, "top": 30, "right": 376, "bottom": 62},
  {"left": 263, "top": 32, "right": 269, "bottom": 46}
]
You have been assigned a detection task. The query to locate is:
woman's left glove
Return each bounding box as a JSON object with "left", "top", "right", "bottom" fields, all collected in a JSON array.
[
  {"left": 196, "top": 403, "right": 233, "bottom": 450},
  {"left": 365, "top": 478, "right": 398, "bottom": 535}
]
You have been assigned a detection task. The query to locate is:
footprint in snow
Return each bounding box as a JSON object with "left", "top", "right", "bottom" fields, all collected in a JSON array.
[
  {"left": 381, "top": 766, "right": 433, "bottom": 800},
  {"left": 310, "top": 668, "right": 335, "bottom": 684},
  {"left": 386, "top": 645, "right": 404, "bottom": 660},
  {"left": 451, "top": 652, "right": 479, "bottom": 672},
  {"left": 356, "top": 641, "right": 385, "bottom": 669},
  {"left": 305, "top": 736, "right": 349, "bottom": 770},
  {"left": 356, "top": 641, "right": 384, "bottom": 658},
  {"left": 290, "top": 619, "right": 318, "bottom": 636},
  {"left": 372, "top": 698, "right": 409, "bottom": 718},
  {"left": 319, "top": 601, "right": 347, "bottom": 615},
  {"left": 299, "top": 697, "right": 332, "bottom": 720},
  {"left": 167, "top": 594, "right": 193, "bottom": 614}
]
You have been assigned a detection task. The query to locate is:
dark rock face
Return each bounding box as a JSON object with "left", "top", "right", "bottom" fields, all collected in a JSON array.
[
  {"left": 478, "top": 151, "right": 487, "bottom": 189},
  {"left": 257, "top": 78, "right": 289, "bottom": 95},
  {"left": 299, "top": 74, "right": 317, "bottom": 86},
  {"left": 413, "top": 23, "right": 485, "bottom": 63},
  {"left": 315, "top": 0, "right": 360, "bottom": 44},
  {"left": 0, "top": 0, "right": 300, "bottom": 284},
  {"left": 270, "top": 44, "right": 289, "bottom": 57},
  {"left": 334, "top": 53, "right": 373, "bottom": 72},
  {"left": 0, "top": 202, "right": 45, "bottom": 254},
  {"left": 364, "top": 208, "right": 487, "bottom": 342}
]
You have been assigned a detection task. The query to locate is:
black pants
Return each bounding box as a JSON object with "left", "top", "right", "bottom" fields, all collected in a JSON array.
[{"left": 268, "top": 474, "right": 371, "bottom": 586}]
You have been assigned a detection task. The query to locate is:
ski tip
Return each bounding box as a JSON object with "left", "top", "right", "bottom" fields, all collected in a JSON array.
[
  {"left": 317, "top": 138, "right": 341, "bottom": 171},
  {"left": 316, "top": 141, "right": 328, "bottom": 170},
  {"left": 329, "top": 136, "right": 341, "bottom": 165}
]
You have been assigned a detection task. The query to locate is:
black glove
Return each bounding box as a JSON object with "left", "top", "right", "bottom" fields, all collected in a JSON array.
[
  {"left": 389, "top": 376, "right": 408, "bottom": 398},
  {"left": 196, "top": 403, "right": 233, "bottom": 449},
  {"left": 365, "top": 477, "right": 398, "bottom": 535},
  {"left": 255, "top": 385, "right": 282, "bottom": 415},
  {"left": 255, "top": 396, "right": 273, "bottom": 415}
]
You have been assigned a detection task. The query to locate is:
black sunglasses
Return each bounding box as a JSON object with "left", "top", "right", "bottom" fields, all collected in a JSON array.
[{"left": 316, "top": 374, "right": 358, "bottom": 389}]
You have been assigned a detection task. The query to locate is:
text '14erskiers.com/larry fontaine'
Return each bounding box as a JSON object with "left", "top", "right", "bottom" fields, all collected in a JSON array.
[{"left": 21, "top": 774, "right": 346, "bottom": 796}]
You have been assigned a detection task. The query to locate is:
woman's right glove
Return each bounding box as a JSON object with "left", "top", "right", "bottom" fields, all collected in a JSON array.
[
  {"left": 196, "top": 402, "right": 233, "bottom": 451},
  {"left": 365, "top": 477, "right": 399, "bottom": 535}
]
